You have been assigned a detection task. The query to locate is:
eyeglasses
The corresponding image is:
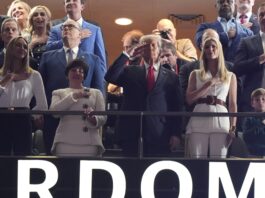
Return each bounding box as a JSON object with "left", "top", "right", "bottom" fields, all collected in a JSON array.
[{"left": 60, "top": 24, "right": 80, "bottom": 31}]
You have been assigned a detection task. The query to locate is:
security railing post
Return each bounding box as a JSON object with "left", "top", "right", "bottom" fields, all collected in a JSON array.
[{"left": 138, "top": 112, "right": 144, "bottom": 159}]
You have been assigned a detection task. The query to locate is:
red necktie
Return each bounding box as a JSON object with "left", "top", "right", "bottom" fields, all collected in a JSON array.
[
  {"left": 147, "top": 65, "right": 155, "bottom": 92},
  {"left": 239, "top": 14, "right": 247, "bottom": 24}
]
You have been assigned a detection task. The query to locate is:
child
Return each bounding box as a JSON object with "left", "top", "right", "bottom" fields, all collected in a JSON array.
[{"left": 242, "top": 88, "right": 265, "bottom": 156}]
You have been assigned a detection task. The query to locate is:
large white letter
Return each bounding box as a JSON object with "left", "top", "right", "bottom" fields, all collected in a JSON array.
[
  {"left": 17, "top": 160, "right": 58, "bottom": 198},
  {"left": 79, "top": 160, "right": 126, "bottom": 198},
  {"left": 209, "top": 162, "right": 265, "bottom": 198},
  {"left": 141, "top": 160, "right": 193, "bottom": 198}
]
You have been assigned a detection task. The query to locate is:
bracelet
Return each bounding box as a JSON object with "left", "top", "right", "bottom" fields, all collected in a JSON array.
[{"left": 229, "top": 126, "right": 236, "bottom": 133}]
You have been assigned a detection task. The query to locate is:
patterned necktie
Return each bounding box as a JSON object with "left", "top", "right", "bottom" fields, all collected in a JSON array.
[
  {"left": 239, "top": 14, "right": 247, "bottom": 24},
  {"left": 67, "top": 48, "right": 74, "bottom": 63},
  {"left": 147, "top": 65, "right": 155, "bottom": 92}
]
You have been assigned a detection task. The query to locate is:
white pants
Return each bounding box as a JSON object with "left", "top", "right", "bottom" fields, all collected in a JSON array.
[
  {"left": 188, "top": 133, "right": 228, "bottom": 158},
  {"left": 55, "top": 143, "right": 100, "bottom": 157}
]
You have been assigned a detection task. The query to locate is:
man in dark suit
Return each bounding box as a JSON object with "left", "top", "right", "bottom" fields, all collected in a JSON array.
[
  {"left": 160, "top": 41, "right": 188, "bottom": 74},
  {"left": 195, "top": 0, "right": 253, "bottom": 62},
  {"left": 46, "top": 0, "right": 107, "bottom": 70},
  {"left": 235, "top": 0, "right": 260, "bottom": 35},
  {"left": 233, "top": 2, "right": 265, "bottom": 112},
  {"left": 39, "top": 19, "right": 105, "bottom": 154},
  {"left": 105, "top": 34, "right": 183, "bottom": 157}
]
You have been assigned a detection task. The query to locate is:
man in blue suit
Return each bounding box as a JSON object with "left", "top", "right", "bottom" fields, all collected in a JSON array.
[
  {"left": 46, "top": 0, "right": 107, "bottom": 71},
  {"left": 39, "top": 19, "right": 105, "bottom": 154},
  {"left": 105, "top": 34, "right": 183, "bottom": 157},
  {"left": 195, "top": 0, "right": 253, "bottom": 62}
]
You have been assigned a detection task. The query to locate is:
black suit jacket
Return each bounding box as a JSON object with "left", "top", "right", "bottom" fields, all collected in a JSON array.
[
  {"left": 105, "top": 53, "right": 183, "bottom": 145},
  {"left": 233, "top": 34, "right": 264, "bottom": 111},
  {"left": 249, "top": 14, "right": 260, "bottom": 35}
]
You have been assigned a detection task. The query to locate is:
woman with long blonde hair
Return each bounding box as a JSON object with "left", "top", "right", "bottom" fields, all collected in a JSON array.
[
  {"left": 27, "top": 5, "right": 52, "bottom": 67},
  {"left": 185, "top": 37, "right": 237, "bottom": 158},
  {"left": 0, "top": 36, "right": 47, "bottom": 155}
]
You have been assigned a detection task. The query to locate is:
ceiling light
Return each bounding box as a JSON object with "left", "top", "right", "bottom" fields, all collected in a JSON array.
[{"left": 115, "top": 18, "right": 133, "bottom": 26}]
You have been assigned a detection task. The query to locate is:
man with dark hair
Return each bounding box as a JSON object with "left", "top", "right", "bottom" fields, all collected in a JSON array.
[{"left": 160, "top": 41, "right": 188, "bottom": 74}]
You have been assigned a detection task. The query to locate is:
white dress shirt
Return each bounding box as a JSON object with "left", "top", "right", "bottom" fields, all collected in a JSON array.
[
  {"left": 63, "top": 46, "right": 79, "bottom": 62},
  {"left": 0, "top": 70, "right": 48, "bottom": 110},
  {"left": 144, "top": 61, "right": 160, "bottom": 81}
]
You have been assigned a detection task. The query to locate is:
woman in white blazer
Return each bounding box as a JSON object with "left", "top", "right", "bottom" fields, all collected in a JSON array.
[{"left": 50, "top": 59, "right": 106, "bottom": 157}]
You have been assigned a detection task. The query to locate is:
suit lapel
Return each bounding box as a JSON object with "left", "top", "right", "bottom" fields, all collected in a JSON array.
[
  {"left": 57, "top": 48, "right": 67, "bottom": 67},
  {"left": 215, "top": 21, "right": 225, "bottom": 33},
  {"left": 147, "top": 65, "right": 167, "bottom": 94}
]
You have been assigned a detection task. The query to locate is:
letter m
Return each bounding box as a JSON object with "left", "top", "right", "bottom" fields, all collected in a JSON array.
[{"left": 209, "top": 162, "right": 265, "bottom": 198}]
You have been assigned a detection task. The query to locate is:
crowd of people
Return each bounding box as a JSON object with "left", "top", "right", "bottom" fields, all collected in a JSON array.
[{"left": 0, "top": 0, "right": 265, "bottom": 158}]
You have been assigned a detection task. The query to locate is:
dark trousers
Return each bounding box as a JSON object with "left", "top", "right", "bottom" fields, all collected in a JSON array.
[
  {"left": 43, "top": 115, "right": 59, "bottom": 155},
  {"left": 121, "top": 139, "right": 170, "bottom": 158},
  {"left": 0, "top": 112, "right": 32, "bottom": 155}
]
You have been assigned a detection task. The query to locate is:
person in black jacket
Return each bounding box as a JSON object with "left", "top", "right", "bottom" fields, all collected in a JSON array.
[{"left": 105, "top": 34, "right": 184, "bottom": 157}]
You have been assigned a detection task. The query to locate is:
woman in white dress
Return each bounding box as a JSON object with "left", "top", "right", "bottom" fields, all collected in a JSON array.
[
  {"left": 50, "top": 59, "right": 106, "bottom": 157},
  {"left": 0, "top": 36, "right": 47, "bottom": 155},
  {"left": 186, "top": 37, "right": 237, "bottom": 158}
]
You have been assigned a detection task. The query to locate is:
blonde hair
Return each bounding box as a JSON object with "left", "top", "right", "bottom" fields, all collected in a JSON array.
[
  {"left": 0, "top": 36, "right": 32, "bottom": 75},
  {"left": 27, "top": 5, "right": 52, "bottom": 35},
  {"left": 199, "top": 37, "right": 229, "bottom": 83},
  {"left": 7, "top": 0, "right": 31, "bottom": 17}
]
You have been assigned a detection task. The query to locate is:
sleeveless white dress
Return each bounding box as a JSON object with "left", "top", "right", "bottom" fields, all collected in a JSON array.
[{"left": 186, "top": 70, "right": 232, "bottom": 134}]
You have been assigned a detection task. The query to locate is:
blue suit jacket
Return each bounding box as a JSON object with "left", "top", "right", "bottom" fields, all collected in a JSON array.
[
  {"left": 233, "top": 34, "right": 264, "bottom": 112},
  {"left": 46, "top": 19, "right": 107, "bottom": 71},
  {"left": 39, "top": 48, "right": 105, "bottom": 106},
  {"left": 195, "top": 20, "right": 253, "bottom": 62}
]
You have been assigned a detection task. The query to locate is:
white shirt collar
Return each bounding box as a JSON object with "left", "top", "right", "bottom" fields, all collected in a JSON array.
[
  {"left": 144, "top": 61, "right": 160, "bottom": 71},
  {"left": 217, "top": 16, "right": 235, "bottom": 23},
  {"left": 63, "top": 46, "right": 79, "bottom": 55},
  {"left": 66, "top": 16, "right": 83, "bottom": 27}
]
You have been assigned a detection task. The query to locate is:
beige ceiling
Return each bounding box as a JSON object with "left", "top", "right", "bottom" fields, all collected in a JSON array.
[{"left": 1, "top": 0, "right": 263, "bottom": 64}]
